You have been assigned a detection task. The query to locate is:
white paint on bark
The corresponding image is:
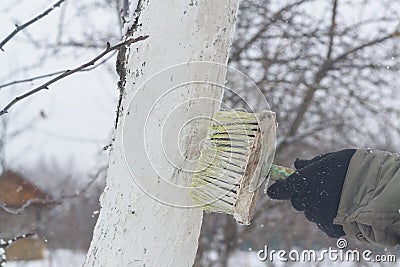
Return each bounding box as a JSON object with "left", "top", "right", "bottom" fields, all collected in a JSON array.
[{"left": 84, "top": 0, "right": 240, "bottom": 266}]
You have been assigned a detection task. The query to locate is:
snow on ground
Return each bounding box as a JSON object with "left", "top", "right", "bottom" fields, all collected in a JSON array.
[
  {"left": 5, "top": 249, "right": 400, "bottom": 266},
  {"left": 228, "top": 251, "right": 266, "bottom": 267},
  {"left": 7, "top": 250, "right": 85, "bottom": 267}
]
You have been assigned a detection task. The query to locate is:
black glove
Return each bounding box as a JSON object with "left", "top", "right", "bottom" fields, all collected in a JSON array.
[{"left": 266, "top": 149, "right": 356, "bottom": 238}]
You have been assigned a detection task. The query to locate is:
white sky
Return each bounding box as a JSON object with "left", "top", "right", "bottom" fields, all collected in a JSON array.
[{"left": 0, "top": 0, "right": 119, "bottom": 174}]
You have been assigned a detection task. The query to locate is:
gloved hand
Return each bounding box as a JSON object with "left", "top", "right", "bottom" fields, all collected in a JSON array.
[{"left": 266, "top": 149, "right": 356, "bottom": 238}]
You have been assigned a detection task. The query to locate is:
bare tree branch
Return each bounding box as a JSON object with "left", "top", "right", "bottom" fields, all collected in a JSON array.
[
  {"left": 0, "top": 0, "right": 66, "bottom": 51},
  {"left": 55, "top": 0, "right": 69, "bottom": 49},
  {"left": 230, "top": 0, "right": 309, "bottom": 61},
  {"left": 326, "top": 0, "right": 338, "bottom": 60},
  {"left": 0, "top": 35, "right": 149, "bottom": 116},
  {"left": 0, "top": 198, "right": 59, "bottom": 215},
  {"left": 276, "top": 121, "right": 343, "bottom": 149},
  {"left": 49, "top": 41, "right": 105, "bottom": 49},
  {"left": 277, "top": 27, "right": 400, "bottom": 154},
  {"left": 0, "top": 71, "right": 65, "bottom": 90},
  {"left": 0, "top": 51, "right": 117, "bottom": 90},
  {"left": 55, "top": 165, "right": 108, "bottom": 200},
  {"left": 284, "top": 0, "right": 339, "bottom": 143},
  {"left": 334, "top": 30, "right": 400, "bottom": 63}
]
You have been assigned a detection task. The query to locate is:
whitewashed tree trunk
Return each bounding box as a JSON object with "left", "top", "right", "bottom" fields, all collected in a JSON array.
[{"left": 84, "top": 0, "right": 240, "bottom": 266}]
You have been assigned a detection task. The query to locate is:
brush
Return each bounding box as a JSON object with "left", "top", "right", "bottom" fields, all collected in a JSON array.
[{"left": 189, "top": 110, "right": 294, "bottom": 225}]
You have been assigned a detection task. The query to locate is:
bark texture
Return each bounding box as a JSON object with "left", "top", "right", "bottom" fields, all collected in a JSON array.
[{"left": 84, "top": 0, "right": 241, "bottom": 266}]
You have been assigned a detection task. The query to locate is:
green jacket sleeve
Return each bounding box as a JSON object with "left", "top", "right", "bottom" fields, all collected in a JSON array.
[{"left": 333, "top": 149, "right": 400, "bottom": 247}]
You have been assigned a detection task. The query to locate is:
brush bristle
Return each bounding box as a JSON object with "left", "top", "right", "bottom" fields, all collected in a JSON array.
[{"left": 190, "top": 111, "right": 260, "bottom": 215}]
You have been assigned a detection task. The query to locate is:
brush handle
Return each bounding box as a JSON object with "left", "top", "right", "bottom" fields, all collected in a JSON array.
[{"left": 268, "top": 164, "right": 295, "bottom": 181}]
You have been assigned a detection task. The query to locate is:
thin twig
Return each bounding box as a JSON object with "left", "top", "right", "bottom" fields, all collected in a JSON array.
[
  {"left": 60, "top": 165, "right": 108, "bottom": 200},
  {"left": 55, "top": 0, "right": 69, "bottom": 49},
  {"left": 326, "top": 0, "right": 338, "bottom": 60},
  {"left": 0, "top": 0, "right": 66, "bottom": 51},
  {"left": 0, "top": 35, "right": 149, "bottom": 116},
  {"left": 0, "top": 199, "right": 59, "bottom": 215},
  {"left": 0, "top": 71, "right": 65, "bottom": 89},
  {"left": 0, "top": 51, "right": 117, "bottom": 90}
]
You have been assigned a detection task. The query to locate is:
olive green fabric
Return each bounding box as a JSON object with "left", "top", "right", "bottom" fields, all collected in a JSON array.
[{"left": 333, "top": 149, "right": 400, "bottom": 247}]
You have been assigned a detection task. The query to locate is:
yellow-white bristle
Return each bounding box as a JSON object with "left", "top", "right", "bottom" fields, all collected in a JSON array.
[
  {"left": 190, "top": 111, "right": 259, "bottom": 214},
  {"left": 190, "top": 110, "right": 277, "bottom": 225}
]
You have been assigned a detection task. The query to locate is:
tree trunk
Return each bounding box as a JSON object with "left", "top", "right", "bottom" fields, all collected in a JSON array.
[{"left": 84, "top": 0, "right": 241, "bottom": 266}]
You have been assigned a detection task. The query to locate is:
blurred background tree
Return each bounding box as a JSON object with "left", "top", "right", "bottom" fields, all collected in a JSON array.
[{"left": 200, "top": 0, "right": 400, "bottom": 266}]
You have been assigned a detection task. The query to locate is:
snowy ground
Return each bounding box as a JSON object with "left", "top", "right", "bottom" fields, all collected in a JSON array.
[
  {"left": 7, "top": 250, "right": 85, "bottom": 267},
  {"left": 6, "top": 250, "right": 400, "bottom": 267}
]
